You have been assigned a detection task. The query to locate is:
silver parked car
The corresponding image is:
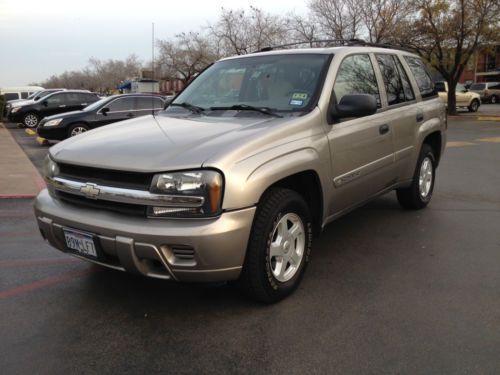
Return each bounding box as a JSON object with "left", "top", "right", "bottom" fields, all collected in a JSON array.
[{"left": 35, "top": 44, "right": 446, "bottom": 302}]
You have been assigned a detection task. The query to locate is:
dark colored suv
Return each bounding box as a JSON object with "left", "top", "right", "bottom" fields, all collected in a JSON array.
[
  {"left": 8, "top": 90, "right": 100, "bottom": 128},
  {"left": 37, "top": 94, "right": 165, "bottom": 140}
]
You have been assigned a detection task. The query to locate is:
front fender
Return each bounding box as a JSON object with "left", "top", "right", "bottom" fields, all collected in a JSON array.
[{"left": 221, "top": 139, "right": 330, "bottom": 211}]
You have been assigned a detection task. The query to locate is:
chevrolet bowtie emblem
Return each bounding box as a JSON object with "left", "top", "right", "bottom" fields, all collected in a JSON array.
[{"left": 80, "top": 183, "right": 100, "bottom": 199}]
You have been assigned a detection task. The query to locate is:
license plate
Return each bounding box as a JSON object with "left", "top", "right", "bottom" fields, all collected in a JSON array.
[{"left": 63, "top": 228, "right": 98, "bottom": 258}]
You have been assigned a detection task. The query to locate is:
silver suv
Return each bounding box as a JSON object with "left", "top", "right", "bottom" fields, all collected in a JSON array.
[{"left": 35, "top": 45, "right": 446, "bottom": 302}]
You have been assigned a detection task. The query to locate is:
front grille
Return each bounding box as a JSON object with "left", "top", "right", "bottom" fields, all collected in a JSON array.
[
  {"left": 58, "top": 163, "right": 154, "bottom": 190},
  {"left": 56, "top": 191, "right": 147, "bottom": 217}
]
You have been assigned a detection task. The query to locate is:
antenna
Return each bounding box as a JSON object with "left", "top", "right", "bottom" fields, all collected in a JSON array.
[{"left": 152, "top": 22, "right": 155, "bottom": 117}]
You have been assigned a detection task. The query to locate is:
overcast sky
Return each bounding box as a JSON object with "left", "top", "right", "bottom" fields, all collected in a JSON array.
[{"left": 0, "top": 0, "right": 309, "bottom": 87}]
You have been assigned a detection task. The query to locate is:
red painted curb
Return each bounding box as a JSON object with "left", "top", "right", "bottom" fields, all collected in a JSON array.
[{"left": 0, "top": 194, "right": 36, "bottom": 199}]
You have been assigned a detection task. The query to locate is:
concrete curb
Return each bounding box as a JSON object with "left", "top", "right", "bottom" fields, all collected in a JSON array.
[{"left": 0, "top": 122, "right": 46, "bottom": 198}]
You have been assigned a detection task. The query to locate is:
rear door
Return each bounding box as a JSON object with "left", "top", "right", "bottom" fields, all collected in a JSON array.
[
  {"left": 374, "top": 53, "right": 419, "bottom": 180},
  {"left": 135, "top": 96, "right": 165, "bottom": 117},
  {"left": 325, "top": 53, "right": 395, "bottom": 213}
]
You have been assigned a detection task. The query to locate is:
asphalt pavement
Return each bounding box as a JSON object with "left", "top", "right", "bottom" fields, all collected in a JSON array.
[{"left": 1, "top": 108, "right": 499, "bottom": 374}]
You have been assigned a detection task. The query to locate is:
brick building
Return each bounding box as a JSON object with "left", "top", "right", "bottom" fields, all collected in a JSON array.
[{"left": 460, "top": 44, "right": 500, "bottom": 84}]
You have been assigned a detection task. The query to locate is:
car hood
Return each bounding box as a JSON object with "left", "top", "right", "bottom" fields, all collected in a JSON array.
[
  {"left": 43, "top": 111, "right": 84, "bottom": 122},
  {"left": 50, "top": 113, "right": 289, "bottom": 172},
  {"left": 10, "top": 99, "right": 35, "bottom": 108}
]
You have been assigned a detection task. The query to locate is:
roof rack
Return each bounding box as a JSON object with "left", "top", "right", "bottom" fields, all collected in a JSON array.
[{"left": 255, "top": 39, "right": 413, "bottom": 53}]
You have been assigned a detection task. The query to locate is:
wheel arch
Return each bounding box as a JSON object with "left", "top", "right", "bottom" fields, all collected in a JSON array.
[{"left": 422, "top": 131, "right": 442, "bottom": 166}]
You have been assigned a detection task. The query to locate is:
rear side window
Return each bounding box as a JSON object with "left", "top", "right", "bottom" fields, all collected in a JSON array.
[
  {"left": 375, "top": 54, "right": 415, "bottom": 105},
  {"left": 489, "top": 83, "right": 500, "bottom": 90},
  {"left": 469, "top": 83, "right": 485, "bottom": 90},
  {"left": 107, "top": 97, "right": 135, "bottom": 112},
  {"left": 4, "top": 93, "right": 19, "bottom": 101},
  {"left": 136, "top": 97, "right": 164, "bottom": 110},
  {"left": 334, "top": 54, "right": 380, "bottom": 107},
  {"left": 21, "top": 92, "right": 29, "bottom": 99},
  {"left": 404, "top": 56, "right": 436, "bottom": 98}
]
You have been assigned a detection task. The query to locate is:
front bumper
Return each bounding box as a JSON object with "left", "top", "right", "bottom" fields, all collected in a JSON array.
[
  {"left": 37, "top": 124, "right": 67, "bottom": 140},
  {"left": 34, "top": 189, "right": 255, "bottom": 282}
]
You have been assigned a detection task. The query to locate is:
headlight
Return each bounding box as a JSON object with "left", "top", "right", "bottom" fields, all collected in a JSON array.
[
  {"left": 11, "top": 107, "right": 20, "bottom": 113},
  {"left": 42, "top": 156, "right": 59, "bottom": 180},
  {"left": 149, "top": 170, "right": 223, "bottom": 218},
  {"left": 44, "top": 118, "right": 63, "bottom": 127}
]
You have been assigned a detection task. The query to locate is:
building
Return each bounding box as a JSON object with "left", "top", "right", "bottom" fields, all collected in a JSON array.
[{"left": 460, "top": 44, "right": 500, "bottom": 84}]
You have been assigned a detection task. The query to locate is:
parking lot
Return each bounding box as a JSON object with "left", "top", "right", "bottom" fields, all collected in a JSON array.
[{"left": 1, "top": 107, "right": 500, "bottom": 373}]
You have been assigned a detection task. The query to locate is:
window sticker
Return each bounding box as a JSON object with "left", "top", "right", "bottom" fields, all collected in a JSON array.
[
  {"left": 289, "top": 99, "right": 304, "bottom": 106},
  {"left": 291, "top": 92, "right": 308, "bottom": 100}
]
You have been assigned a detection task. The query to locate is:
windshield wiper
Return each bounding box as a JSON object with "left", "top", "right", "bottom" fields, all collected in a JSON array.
[
  {"left": 169, "top": 102, "right": 206, "bottom": 114},
  {"left": 210, "top": 104, "right": 283, "bottom": 118}
]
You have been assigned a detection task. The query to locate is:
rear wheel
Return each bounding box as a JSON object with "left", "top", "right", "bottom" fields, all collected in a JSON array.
[
  {"left": 491, "top": 95, "right": 498, "bottom": 104},
  {"left": 68, "top": 123, "right": 89, "bottom": 138},
  {"left": 239, "top": 188, "right": 312, "bottom": 303},
  {"left": 396, "top": 144, "right": 436, "bottom": 210},
  {"left": 468, "top": 99, "right": 479, "bottom": 112},
  {"left": 23, "top": 113, "right": 39, "bottom": 128}
]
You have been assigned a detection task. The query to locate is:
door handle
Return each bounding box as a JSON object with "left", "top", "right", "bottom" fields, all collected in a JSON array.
[
  {"left": 58, "top": 105, "right": 66, "bottom": 108},
  {"left": 379, "top": 124, "right": 390, "bottom": 135},
  {"left": 416, "top": 113, "right": 424, "bottom": 122}
]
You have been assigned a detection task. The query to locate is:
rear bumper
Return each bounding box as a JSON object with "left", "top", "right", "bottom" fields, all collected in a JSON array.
[{"left": 34, "top": 189, "right": 255, "bottom": 282}]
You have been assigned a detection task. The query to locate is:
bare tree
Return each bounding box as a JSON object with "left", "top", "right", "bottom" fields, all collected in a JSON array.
[
  {"left": 209, "top": 6, "right": 287, "bottom": 55},
  {"left": 309, "top": 0, "right": 362, "bottom": 40},
  {"left": 285, "top": 13, "right": 323, "bottom": 47},
  {"left": 400, "top": 0, "right": 499, "bottom": 114},
  {"left": 157, "top": 32, "right": 218, "bottom": 83},
  {"left": 359, "top": 0, "right": 412, "bottom": 43}
]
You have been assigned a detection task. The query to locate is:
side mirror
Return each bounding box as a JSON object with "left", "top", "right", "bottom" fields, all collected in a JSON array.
[
  {"left": 461, "top": 89, "right": 468, "bottom": 93},
  {"left": 101, "top": 107, "right": 110, "bottom": 116},
  {"left": 331, "top": 94, "right": 377, "bottom": 120},
  {"left": 42, "top": 100, "right": 48, "bottom": 107}
]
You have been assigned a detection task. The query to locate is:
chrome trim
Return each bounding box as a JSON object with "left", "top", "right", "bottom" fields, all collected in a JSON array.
[
  {"left": 333, "top": 153, "right": 394, "bottom": 187},
  {"left": 48, "top": 176, "right": 205, "bottom": 207}
]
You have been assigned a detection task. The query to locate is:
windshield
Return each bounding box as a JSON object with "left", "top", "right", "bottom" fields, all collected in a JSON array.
[
  {"left": 27, "top": 91, "right": 41, "bottom": 99},
  {"left": 83, "top": 96, "right": 114, "bottom": 111},
  {"left": 34, "top": 90, "right": 58, "bottom": 101},
  {"left": 170, "top": 54, "right": 331, "bottom": 114}
]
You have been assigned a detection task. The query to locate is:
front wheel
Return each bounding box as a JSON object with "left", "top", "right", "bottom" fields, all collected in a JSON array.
[
  {"left": 239, "top": 188, "right": 312, "bottom": 303},
  {"left": 396, "top": 144, "right": 436, "bottom": 210},
  {"left": 68, "top": 123, "right": 89, "bottom": 138},
  {"left": 468, "top": 99, "right": 479, "bottom": 112},
  {"left": 23, "top": 113, "right": 39, "bottom": 128}
]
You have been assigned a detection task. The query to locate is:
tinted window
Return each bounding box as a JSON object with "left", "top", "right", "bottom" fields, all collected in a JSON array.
[
  {"left": 334, "top": 54, "right": 380, "bottom": 107},
  {"left": 4, "top": 93, "right": 19, "bottom": 101},
  {"left": 469, "top": 83, "right": 485, "bottom": 90},
  {"left": 489, "top": 83, "right": 500, "bottom": 90},
  {"left": 107, "top": 97, "right": 135, "bottom": 112},
  {"left": 376, "top": 54, "right": 408, "bottom": 105},
  {"left": 434, "top": 82, "right": 446, "bottom": 92},
  {"left": 46, "top": 93, "right": 67, "bottom": 104},
  {"left": 75, "top": 93, "right": 96, "bottom": 104},
  {"left": 136, "top": 97, "right": 164, "bottom": 110},
  {"left": 21, "top": 92, "right": 29, "bottom": 99},
  {"left": 404, "top": 56, "right": 436, "bottom": 98},
  {"left": 395, "top": 57, "right": 415, "bottom": 101}
]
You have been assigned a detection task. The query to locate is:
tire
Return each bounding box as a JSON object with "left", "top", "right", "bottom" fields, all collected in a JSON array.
[
  {"left": 491, "top": 95, "right": 498, "bottom": 104},
  {"left": 396, "top": 144, "right": 436, "bottom": 210},
  {"left": 67, "top": 123, "right": 89, "bottom": 138},
  {"left": 23, "top": 112, "right": 39, "bottom": 128},
  {"left": 239, "top": 188, "right": 313, "bottom": 303},
  {"left": 468, "top": 99, "right": 479, "bottom": 112}
]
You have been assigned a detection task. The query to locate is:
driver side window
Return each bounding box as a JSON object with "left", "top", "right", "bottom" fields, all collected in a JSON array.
[{"left": 333, "top": 54, "right": 380, "bottom": 107}]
